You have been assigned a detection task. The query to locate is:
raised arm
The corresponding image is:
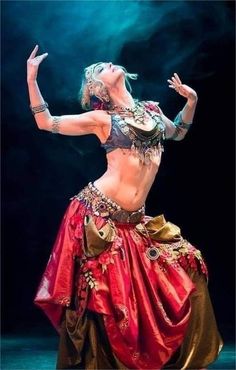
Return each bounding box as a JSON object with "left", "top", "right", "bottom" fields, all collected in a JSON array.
[
  {"left": 161, "top": 73, "right": 198, "bottom": 141},
  {"left": 27, "top": 45, "right": 109, "bottom": 138}
]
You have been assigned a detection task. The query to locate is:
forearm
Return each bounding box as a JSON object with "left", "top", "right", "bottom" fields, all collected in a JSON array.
[
  {"left": 164, "top": 96, "right": 198, "bottom": 141},
  {"left": 27, "top": 80, "right": 52, "bottom": 129},
  {"left": 181, "top": 95, "right": 198, "bottom": 124}
]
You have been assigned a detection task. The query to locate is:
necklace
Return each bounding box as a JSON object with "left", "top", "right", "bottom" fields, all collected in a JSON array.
[{"left": 108, "top": 100, "right": 146, "bottom": 125}]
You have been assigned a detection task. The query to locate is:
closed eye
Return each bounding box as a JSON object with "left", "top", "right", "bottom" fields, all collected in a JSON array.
[{"left": 96, "top": 66, "right": 104, "bottom": 73}]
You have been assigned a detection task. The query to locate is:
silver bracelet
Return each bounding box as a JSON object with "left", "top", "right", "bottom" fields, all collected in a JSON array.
[
  {"left": 30, "top": 101, "right": 48, "bottom": 115},
  {"left": 170, "top": 111, "right": 192, "bottom": 140},
  {"left": 51, "top": 116, "right": 61, "bottom": 134}
]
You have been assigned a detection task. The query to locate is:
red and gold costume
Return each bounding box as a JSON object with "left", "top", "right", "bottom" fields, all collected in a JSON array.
[{"left": 34, "top": 182, "right": 223, "bottom": 369}]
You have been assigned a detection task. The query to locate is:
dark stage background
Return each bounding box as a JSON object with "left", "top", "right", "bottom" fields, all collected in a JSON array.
[{"left": 2, "top": 0, "right": 235, "bottom": 343}]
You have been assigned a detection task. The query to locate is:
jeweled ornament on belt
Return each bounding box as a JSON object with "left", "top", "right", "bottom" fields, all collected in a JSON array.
[{"left": 146, "top": 246, "right": 160, "bottom": 260}]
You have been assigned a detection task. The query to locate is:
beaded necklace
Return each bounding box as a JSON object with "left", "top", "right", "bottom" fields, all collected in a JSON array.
[{"left": 109, "top": 100, "right": 146, "bottom": 125}]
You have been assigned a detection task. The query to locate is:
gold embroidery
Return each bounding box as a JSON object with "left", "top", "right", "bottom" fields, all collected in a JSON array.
[
  {"left": 54, "top": 296, "right": 71, "bottom": 307},
  {"left": 84, "top": 270, "right": 98, "bottom": 290}
]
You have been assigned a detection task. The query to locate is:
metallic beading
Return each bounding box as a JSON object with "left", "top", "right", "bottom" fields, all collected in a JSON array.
[
  {"left": 71, "top": 182, "right": 145, "bottom": 224},
  {"left": 30, "top": 101, "right": 48, "bottom": 115}
]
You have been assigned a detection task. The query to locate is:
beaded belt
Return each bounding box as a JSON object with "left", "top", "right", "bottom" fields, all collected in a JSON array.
[{"left": 71, "top": 182, "right": 145, "bottom": 224}]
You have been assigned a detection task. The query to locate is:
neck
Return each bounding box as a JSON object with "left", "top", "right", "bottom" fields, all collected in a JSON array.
[{"left": 108, "top": 83, "right": 135, "bottom": 109}]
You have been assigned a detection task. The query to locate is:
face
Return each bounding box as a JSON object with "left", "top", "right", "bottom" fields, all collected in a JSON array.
[{"left": 91, "top": 62, "right": 125, "bottom": 88}]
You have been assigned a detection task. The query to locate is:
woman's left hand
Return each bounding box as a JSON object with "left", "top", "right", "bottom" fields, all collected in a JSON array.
[{"left": 167, "top": 73, "right": 198, "bottom": 101}]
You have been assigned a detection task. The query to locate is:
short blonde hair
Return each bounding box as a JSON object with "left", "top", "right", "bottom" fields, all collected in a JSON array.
[{"left": 79, "top": 62, "right": 138, "bottom": 110}]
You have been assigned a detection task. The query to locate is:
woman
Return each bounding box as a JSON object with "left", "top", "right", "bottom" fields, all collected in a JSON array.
[{"left": 27, "top": 45, "right": 223, "bottom": 369}]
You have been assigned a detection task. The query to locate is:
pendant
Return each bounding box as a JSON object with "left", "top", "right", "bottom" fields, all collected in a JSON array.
[
  {"left": 131, "top": 142, "right": 136, "bottom": 152},
  {"left": 144, "top": 155, "right": 151, "bottom": 166},
  {"left": 146, "top": 246, "right": 160, "bottom": 260},
  {"left": 144, "top": 148, "right": 153, "bottom": 165},
  {"left": 158, "top": 142, "right": 164, "bottom": 152},
  {"left": 138, "top": 151, "right": 145, "bottom": 164}
]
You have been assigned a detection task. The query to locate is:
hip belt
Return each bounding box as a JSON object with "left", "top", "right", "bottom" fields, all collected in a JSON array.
[{"left": 71, "top": 182, "right": 145, "bottom": 224}]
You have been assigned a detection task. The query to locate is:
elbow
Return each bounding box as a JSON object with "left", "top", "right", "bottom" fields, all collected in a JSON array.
[
  {"left": 36, "top": 122, "right": 45, "bottom": 130},
  {"left": 173, "top": 134, "right": 186, "bottom": 141},
  {"left": 172, "top": 125, "right": 191, "bottom": 141},
  {"left": 36, "top": 123, "right": 47, "bottom": 131},
  {"left": 35, "top": 117, "right": 51, "bottom": 131}
]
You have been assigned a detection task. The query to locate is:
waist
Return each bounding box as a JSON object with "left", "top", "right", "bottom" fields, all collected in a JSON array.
[{"left": 71, "top": 182, "right": 145, "bottom": 224}]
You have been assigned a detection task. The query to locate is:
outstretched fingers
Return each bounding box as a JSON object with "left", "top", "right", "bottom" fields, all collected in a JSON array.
[
  {"left": 37, "top": 53, "right": 48, "bottom": 62},
  {"left": 167, "top": 80, "right": 174, "bottom": 88},
  {"left": 28, "top": 45, "right": 39, "bottom": 60},
  {"left": 167, "top": 73, "right": 182, "bottom": 91},
  {"left": 167, "top": 79, "right": 174, "bottom": 85},
  {"left": 167, "top": 79, "right": 177, "bottom": 89},
  {"left": 171, "top": 76, "right": 181, "bottom": 86},
  {"left": 174, "top": 72, "right": 182, "bottom": 84}
]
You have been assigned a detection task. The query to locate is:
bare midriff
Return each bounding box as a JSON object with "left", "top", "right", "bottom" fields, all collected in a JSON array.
[{"left": 94, "top": 148, "right": 163, "bottom": 211}]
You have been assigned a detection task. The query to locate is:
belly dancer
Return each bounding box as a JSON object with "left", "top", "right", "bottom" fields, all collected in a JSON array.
[{"left": 27, "top": 45, "right": 223, "bottom": 369}]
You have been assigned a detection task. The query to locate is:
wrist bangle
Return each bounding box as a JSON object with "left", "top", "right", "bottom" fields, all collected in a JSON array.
[{"left": 30, "top": 101, "right": 49, "bottom": 115}]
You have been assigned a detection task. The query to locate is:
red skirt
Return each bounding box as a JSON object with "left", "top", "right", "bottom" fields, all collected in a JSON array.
[{"left": 34, "top": 184, "right": 223, "bottom": 369}]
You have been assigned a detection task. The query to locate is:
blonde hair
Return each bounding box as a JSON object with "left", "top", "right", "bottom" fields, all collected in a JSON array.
[{"left": 78, "top": 62, "right": 138, "bottom": 110}]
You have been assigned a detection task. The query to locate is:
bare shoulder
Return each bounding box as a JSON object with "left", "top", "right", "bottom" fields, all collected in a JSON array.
[{"left": 89, "top": 109, "right": 111, "bottom": 126}]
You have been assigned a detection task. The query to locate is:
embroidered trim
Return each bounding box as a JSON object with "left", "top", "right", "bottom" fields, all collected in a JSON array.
[
  {"left": 54, "top": 296, "right": 71, "bottom": 307},
  {"left": 84, "top": 270, "right": 98, "bottom": 290},
  {"left": 150, "top": 239, "right": 208, "bottom": 277}
]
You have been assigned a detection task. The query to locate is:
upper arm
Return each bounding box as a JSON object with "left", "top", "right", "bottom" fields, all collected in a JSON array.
[{"left": 40, "top": 110, "right": 110, "bottom": 138}]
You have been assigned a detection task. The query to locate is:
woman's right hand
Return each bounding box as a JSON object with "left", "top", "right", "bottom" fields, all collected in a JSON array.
[{"left": 27, "top": 45, "right": 48, "bottom": 83}]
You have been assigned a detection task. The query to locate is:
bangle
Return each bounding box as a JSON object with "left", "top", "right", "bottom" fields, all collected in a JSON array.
[
  {"left": 30, "top": 101, "right": 49, "bottom": 115},
  {"left": 170, "top": 111, "right": 192, "bottom": 140},
  {"left": 174, "top": 111, "right": 192, "bottom": 127},
  {"left": 51, "top": 116, "right": 61, "bottom": 134}
]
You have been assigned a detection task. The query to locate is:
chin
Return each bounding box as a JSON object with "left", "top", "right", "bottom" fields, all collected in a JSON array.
[
  {"left": 105, "top": 68, "right": 125, "bottom": 89},
  {"left": 114, "top": 66, "right": 124, "bottom": 75},
  {"left": 113, "top": 68, "right": 125, "bottom": 82}
]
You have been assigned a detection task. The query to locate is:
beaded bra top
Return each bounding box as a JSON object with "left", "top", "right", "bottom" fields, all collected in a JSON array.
[{"left": 101, "top": 101, "right": 165, "bottom": 164}]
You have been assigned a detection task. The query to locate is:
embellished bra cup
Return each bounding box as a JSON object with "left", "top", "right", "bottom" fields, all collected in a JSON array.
[
  {"left": 101, "top": 101, "right": 165, "bottom": 164},
  {"left": 101, "top": 115, "right": 132, "bottom": 153}
]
